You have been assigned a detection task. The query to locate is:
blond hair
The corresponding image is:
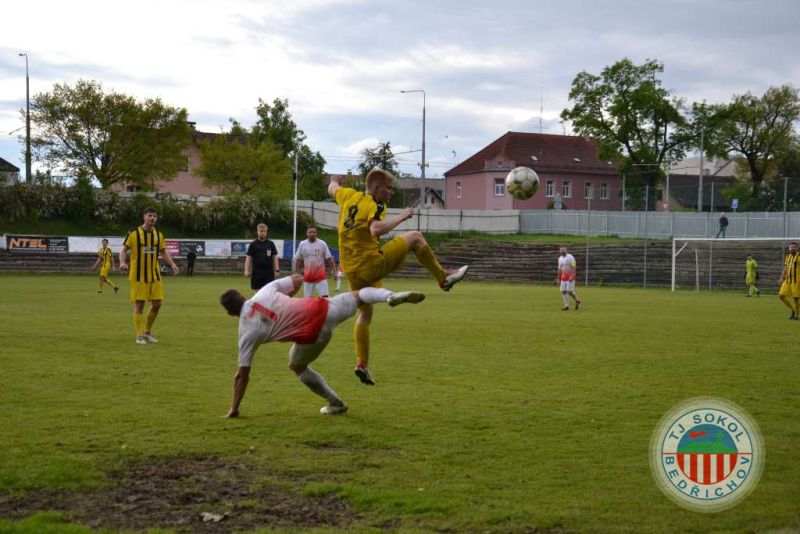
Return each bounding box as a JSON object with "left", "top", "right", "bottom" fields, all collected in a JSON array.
[{"left": 366, "top": 168, "right": 396, "bottom": 193}]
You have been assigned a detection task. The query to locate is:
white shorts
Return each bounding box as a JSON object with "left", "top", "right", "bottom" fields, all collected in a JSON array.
[
  {"left": 303, "top": 279, "right": 330, "bottom": 298},
  {"left": 288, "top": 292, "right": 357, "bottom": 366},
  {"left": 560, "top": 280, "right": 576, "bottom": 292}
]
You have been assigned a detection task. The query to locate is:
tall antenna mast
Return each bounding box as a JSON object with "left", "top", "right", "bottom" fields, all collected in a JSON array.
[{"left": 539, "top": 80, "right": 544, "bottom": 134}]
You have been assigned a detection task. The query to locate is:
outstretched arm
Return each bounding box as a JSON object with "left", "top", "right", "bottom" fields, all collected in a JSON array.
[
  {"left": 269, "top": 274, "right": 304, "bottom": 296},
  {"left": 223, "top": 366, "right": 251, "bottom": 418},
  {"left": 328, "top": 174, "right": 343, "bottom": 198},
  {"left": 370, "top": 208, "right": 415, "bottom": 237}
]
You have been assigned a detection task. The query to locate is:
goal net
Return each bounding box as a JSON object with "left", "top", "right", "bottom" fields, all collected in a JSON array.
[{"left": 671, "top": 238, "right": 796, "bottom": 292}]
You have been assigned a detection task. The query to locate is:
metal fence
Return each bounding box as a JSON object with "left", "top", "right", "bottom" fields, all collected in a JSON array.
[
  {"left": 298, "top": 200, "right": 800, "bottom": 239},
  {"left": 519, "top": 210, "right": 800, "bottom": 238}
]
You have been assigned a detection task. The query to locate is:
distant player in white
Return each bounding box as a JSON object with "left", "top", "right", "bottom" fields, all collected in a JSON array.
[
  {"left": 557, "top": 246, "right": 582, "bottom": 311},
  {"left": 219, "top": 274, "right": 424, "bottom": 417},
  {"left": 335, "top": 265, "right": 343, "bottom": 292},
  {"left": 293, "top": 226, "right": 336, "bottom": 298}
]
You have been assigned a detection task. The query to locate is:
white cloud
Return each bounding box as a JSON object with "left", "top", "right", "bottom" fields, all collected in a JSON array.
[{"left": 1, "top": 0, "right": 798, "bottom": 177}]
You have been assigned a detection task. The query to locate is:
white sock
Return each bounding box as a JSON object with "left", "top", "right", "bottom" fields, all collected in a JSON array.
[
  {"left": 562, "top": 293, "right": 569, "bottom": 307},
  {"left": 358, "top": 287, "right": 393, "bottom": 304},
  {"left": 298, "top": 368, "right": 341, "bottom": 404}
]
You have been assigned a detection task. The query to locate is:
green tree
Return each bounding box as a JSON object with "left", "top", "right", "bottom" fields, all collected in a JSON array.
[
  {"left": 248, "top": 98, "right": 328, "bottom": 200},
  {"left": 357, "top": 141, "right": 399, "bottom": 177},
  {"left": 561, "top": 58, "right": 694, "bottom": 209},
  {"left": 29, "top": 79, "right": 192, "bottom": 189},
  {"left": 195, "top": 136, "right": 291, "bottom": 196},
  {"left": 706, "top": 85, "right": 800, "bottom": 196}
]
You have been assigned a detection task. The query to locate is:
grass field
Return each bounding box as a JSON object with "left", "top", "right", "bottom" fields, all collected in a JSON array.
[{"left": 0, "top": 273, "right": 798, "bottom": 533}]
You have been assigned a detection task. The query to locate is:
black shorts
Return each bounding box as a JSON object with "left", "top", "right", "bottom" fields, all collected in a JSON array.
[{"left": 251, "top": 272, "right": 274, "bottom": 290}]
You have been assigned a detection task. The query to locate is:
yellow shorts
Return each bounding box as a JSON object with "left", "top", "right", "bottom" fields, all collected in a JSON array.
[
  {"left": 779, "top": 281, "right": 800, "bottom": 298},
  {"left": 345, "top": 236, "right": 410, "bottom": 290},
  {"left": 99, "top": 267, "right": 111, "bottom": 278},
  {"left": 129, "top": 280, "right": 164, "bottom": 302}
]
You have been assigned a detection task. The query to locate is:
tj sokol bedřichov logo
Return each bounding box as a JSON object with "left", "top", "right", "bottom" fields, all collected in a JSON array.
[{"left": 650, "top": 397, "right": 764, "bottom": 513}]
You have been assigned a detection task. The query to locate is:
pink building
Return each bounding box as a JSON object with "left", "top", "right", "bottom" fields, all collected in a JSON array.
[
  {"left": 118, "top": 125, "right": 223, "bottom": 196},
  {"left": 444, "top": 132, "right": 622, "bottom": 210}
]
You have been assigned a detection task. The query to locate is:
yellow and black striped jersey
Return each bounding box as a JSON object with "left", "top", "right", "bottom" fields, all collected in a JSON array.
[
  {"left": 334, "top": 187, "right": 386, "bottom": 272},
  {"left": 784, "top": 252, "right": 799, "bottom": 285},
  {"left": 123, "top": 226, "right": 165, "bottom": 283},
  {"left": 98, "top": 247, "right": 113, "bottom": 270}
]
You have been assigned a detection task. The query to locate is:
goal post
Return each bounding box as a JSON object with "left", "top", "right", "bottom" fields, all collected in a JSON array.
[{"left": 671, "top": 237, "right": 796, "bottom": 293}]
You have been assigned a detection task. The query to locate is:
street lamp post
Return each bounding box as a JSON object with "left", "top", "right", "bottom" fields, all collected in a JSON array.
[
  {"left": 401, "top": 89, "right": 426, "bottom": 211},
  {"left": 19, "top": 53, "right": 31, "bottom": 182}
]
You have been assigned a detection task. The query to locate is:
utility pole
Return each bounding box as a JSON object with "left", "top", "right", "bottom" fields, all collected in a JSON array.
[{"left": 401, "top": 89, "right": 426, "bottom": 211}]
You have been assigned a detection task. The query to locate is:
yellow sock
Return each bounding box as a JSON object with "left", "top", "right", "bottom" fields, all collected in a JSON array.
[
  {"left": 106, "top": 280, "right": 118, "bottom": 289},
  {"left": 98, "top": 282, "right": 104, "bottom": 291},
  {"left": 780, "top": 296, "right": 796, "bottom": 314},
  {"left": 413, "top": 245, "right": 446, "bottom": 284},
  {"left": 354, "top": 322, "right": 370, "bottom": 367},
  {"left": 134, "top": 313, "right": 144, "bottom": 337},
  {"left": 145, "top": 308, "right": 158, "bottom": 333}
]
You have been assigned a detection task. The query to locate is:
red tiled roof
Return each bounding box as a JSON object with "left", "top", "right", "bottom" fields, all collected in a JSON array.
[{"left": 444, "top": 131, "right": 618, "bottom": 176}]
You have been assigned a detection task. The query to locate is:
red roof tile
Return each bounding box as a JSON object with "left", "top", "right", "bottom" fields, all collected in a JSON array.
[{"left": 445, "top": 131, "right": 618, "bottom": 177}]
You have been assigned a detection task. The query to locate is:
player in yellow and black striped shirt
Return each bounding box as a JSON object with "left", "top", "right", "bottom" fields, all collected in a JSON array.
[
  {"left": 91, "top": 238, "right": 119, "bottom": 294},
  {"left": 119, "top": 207, "right": 180, "bottom": 344},
  {"left": 779, "top": 241, "right": 800, "bottom": 320}
]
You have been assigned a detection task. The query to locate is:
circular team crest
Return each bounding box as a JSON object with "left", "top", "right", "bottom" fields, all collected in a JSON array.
[{"left": 650, "top": 397, "right": 764, "bottom": 512}]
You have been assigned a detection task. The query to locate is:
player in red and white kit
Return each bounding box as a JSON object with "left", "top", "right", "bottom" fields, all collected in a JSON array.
[
  {"left": 219, "top": 274, "right": 424, "bottom": 417},
  {"left": 293, "top": 226, "right": 337, "bottom": 298},
  {"left": 557, "top": 246, "right": 581, "bottom": 311}
]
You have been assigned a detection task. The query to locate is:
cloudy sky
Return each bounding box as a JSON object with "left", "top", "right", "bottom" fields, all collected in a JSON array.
[{"left": 1, "top": 0, "right": 798, "bottom": 180}]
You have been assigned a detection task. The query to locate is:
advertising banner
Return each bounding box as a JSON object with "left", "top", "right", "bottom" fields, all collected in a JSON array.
[
  {"left": 68, "top": 236, "right": 125, "bottom": 254},
  {"left": 165, "top": 240, "right": 180, "bottom": 257},
  {"left": 205, "top": 240, "right": 231, "bottom": 257},
  {"left": 231, "top": 241, "right": 250, "bottom": 257},
  {"left": 178, "top": 240, "right": 206, "bottom": 257},
  {"left": 6, "top": 235, "right": 70, "bottom": 253}
]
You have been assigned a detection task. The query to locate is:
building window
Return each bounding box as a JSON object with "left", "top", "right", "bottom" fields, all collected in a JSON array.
[
  {"left": 456, "top": 180, "right": 462, "bottom": 199},
  {"left": 600, "top": 183, "right": 609, "bottom": 200},
  {"left": 562, "top": 180, "right": 572, "bottom": 198},
  {"left": 494, "top": 178, "right": 505, "bottom": 197},
  {"left": 179, "top": 156, "right": 190, "bottom": 172},
  {"left": 545, "top": 179, "right": 554, "bottom": 197},
  {"left": 584, "top": 182, "right": 593, "bottom": 199}
]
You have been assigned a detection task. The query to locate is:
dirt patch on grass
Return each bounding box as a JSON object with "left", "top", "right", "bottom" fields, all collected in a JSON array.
[{"left": 0, "top": 455, "right": 359, "bottom": 532}]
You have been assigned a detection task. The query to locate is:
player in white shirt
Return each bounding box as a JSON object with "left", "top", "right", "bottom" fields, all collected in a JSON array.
[
  {"left": 293, "top": 226, "right": 337, "bottom": 298},
  {"left": 219, "top": 274, "right": 424, "bottom": 417},
  {"left": 335, "top": 266, "right": 343, "bottom": 292},
  {"left": 557, "top": 246, "right": 582, "bottom": 311}
]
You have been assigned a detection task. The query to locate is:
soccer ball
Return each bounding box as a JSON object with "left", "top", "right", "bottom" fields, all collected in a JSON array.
[{"left": 505, "top": 166, "right": 539, "bottom": 200}]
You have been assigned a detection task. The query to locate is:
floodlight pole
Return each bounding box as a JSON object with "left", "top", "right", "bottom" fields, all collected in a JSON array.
[{"left": 19, "top": 53, "right": 31, "bottom": 182}]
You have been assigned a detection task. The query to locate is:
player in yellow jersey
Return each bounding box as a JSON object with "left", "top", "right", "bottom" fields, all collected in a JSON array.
[
  {"left": 745, "top": 252, "right": 759, "bottom": 297},
  {"left": 329, "top": 169, "right": 468, "bottom": 385},
  {"left": 91, "top": 238, "right": 119, "bottom": 294},
  {"left": 119, "top": 207, "right": 180, "bottom": 344},
  {"left": 778, "top": 241, "right": 800, "bottom": 320}
]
